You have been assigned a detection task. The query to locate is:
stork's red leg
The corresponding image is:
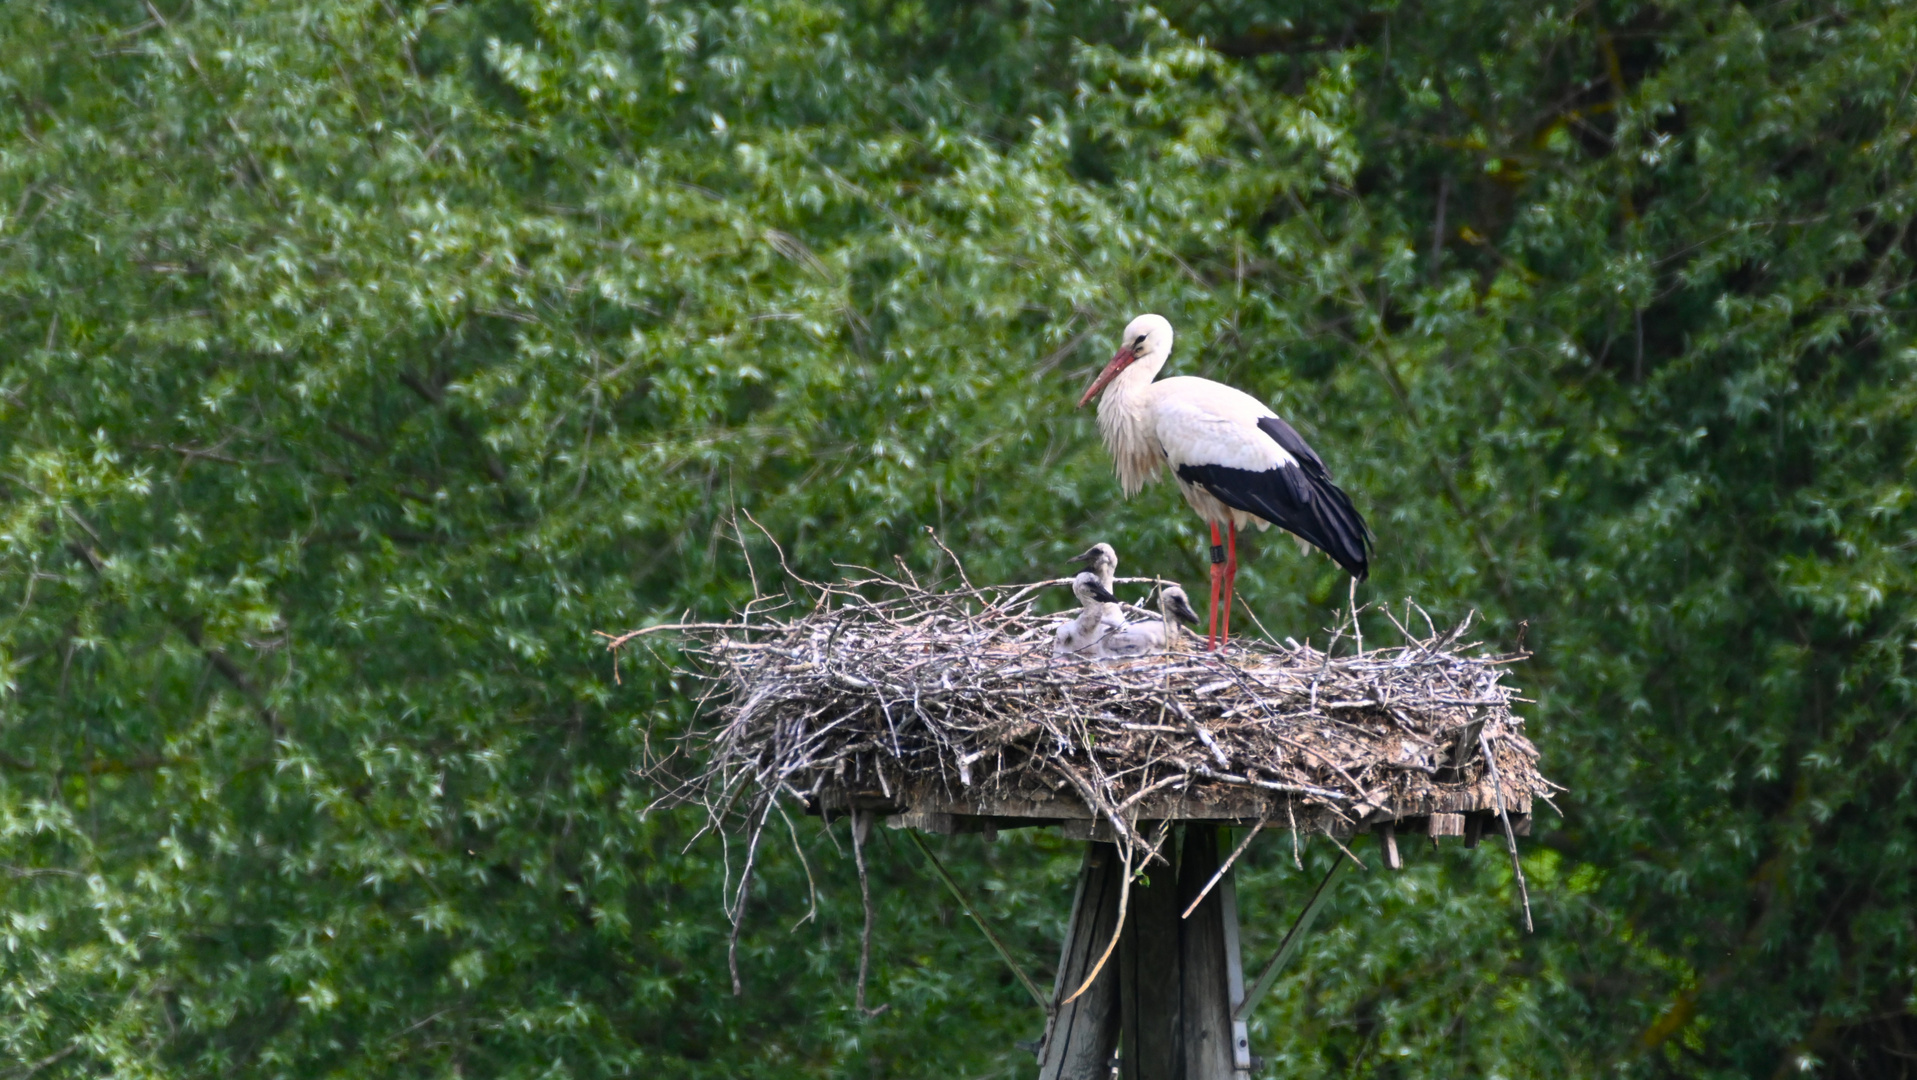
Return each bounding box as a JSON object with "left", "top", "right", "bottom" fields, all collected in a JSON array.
[
  {"left": 1223, "top": 523, "right": 1238, "bottom": 648},
  {"left": 1207, "top": 521, "right": 1225, "bottom": 652}
]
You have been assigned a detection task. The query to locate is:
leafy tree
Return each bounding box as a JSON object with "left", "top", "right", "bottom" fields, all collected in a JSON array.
[{"left": 1, "top": 0, "right": 1913, "bottom": 1076}]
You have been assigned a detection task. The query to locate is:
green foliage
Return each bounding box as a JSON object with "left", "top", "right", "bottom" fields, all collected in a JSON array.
[{"left": 2, "top": 0, "right": 1914, "bottom": 1075}]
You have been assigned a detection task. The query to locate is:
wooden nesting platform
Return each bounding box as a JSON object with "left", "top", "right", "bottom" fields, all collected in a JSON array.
[{"left": 611, "top": 575, "right": 1556, "bottom": 1080}]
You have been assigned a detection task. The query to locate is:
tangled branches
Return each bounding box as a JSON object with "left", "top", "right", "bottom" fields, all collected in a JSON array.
[{"left": 606, "top": 562, "right": 1552, "bottom": 874}]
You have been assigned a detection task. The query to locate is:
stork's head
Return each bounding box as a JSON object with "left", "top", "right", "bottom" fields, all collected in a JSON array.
[
  {"left": 1158, "top": 584, "right": 1200, "bottom": 628},
  {"left": 1071, "top": 571, "right": 1118, "bottom": 606},
  {"left": 1077, "top": 313, "right": 1173, "bottom": 408},
  {"left": 1067, "top": 542, "right": 1118, "bottom": 575}
]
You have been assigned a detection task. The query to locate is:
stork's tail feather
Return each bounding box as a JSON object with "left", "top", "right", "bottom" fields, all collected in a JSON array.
[{"left": 1310, "top": 481, "right": 1372, "bottom": 581}]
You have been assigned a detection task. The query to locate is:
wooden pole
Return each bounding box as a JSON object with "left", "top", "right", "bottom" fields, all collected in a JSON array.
[
  {"left": 1109, "top": 824, "right": 1252, "bottom": 1080},
  {"left": 1118, "top": 834, "right": 1182, "bottom": 1079},
  {"left": 1177, "top": 824, "right": 1237, "bottom": 1080},
  {"left": 1039, "top": 843, "right": 1122, "bottom": 1080}
]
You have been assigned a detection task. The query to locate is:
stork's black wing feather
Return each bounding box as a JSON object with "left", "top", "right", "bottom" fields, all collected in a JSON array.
[
  {"left": 1174, "top": 417, "right": 1372, "bottom": 580},
  {"left": 1256, "top": 416, "right": 1329, "bottom": 476}
]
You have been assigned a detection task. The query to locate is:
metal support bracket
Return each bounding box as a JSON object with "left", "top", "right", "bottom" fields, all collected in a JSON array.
[
  {"left": 906, "top": 829, "right": 1053, "bottom": 1015},
  {"left": 1234, "top": 855, "right": 1348, "bottom": 1022},
  {"left": 1219, "top": 867, "right": 1253, "bottom": 1075}
]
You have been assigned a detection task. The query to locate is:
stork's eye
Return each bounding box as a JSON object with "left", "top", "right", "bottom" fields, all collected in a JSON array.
[{"left": 1133, "top": 335, "right": 1146, "bottom": 345}]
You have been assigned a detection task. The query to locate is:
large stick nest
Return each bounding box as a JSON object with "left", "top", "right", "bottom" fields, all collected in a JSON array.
[{"left": 611, "top": 557, "right": 1556, "bottom": 866}]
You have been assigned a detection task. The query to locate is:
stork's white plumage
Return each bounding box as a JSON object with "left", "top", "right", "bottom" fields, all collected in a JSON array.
[
  {"left": 1052, "top": 571, "right": 1120, "bottom": 658},
  {"left": 1076, "top": 314, "right": 1371, "bottom": 650},
  {"left": 1099, "top": 584, "right": 1202, "bottom": 659}
]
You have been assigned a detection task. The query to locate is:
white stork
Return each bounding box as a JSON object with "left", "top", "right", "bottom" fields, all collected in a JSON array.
[
  {"left": 1099, "top": 584, "right": 1202, "bottom": 659},
  {"left": 1052, "top": 571, "right": 1122, "bottom": 658},
  {"left": 1075, "top": 314, "right": 1371, "bottom": 650},
  {"left": 1066, "top": 542, "right": 1126, "bottom": 630}
]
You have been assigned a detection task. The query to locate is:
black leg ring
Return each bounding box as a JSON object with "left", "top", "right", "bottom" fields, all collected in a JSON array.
[{"left": 1210, "top": 544, "right": 1226, "bottom": 564}]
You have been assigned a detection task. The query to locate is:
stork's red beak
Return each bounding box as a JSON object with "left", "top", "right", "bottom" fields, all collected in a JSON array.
[{"left": 1077, "top": 346, "right": 1136, "bottom": 408}]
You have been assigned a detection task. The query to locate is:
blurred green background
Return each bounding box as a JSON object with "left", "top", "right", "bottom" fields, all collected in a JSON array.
[{"left": 2, "top": 0, "right": 1914, "bottom": 1075}]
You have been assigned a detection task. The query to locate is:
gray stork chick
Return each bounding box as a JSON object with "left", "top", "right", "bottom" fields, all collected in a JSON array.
[
  {"left": 1052, "top": 571, "right": 1121, "bottom": 657},
  {"left": 1066, "top": 542, "right": 1125, "bottom": 631},
  {"left": 1099, "top": 584, "right": 1202, "bottom": 659}
]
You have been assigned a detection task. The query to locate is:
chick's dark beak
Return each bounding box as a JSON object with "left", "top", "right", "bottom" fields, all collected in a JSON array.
[
  {"left": 1086, "top": 581, "right": 1119, "bottom": 605},
  {"left": 1167, "top": 592, "right": 1200, "bottom": 626}
]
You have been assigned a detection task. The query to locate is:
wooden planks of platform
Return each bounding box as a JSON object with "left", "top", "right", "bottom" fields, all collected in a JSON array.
[{"left": 809, "top": 779, "right": 1533, "bottom": 843}]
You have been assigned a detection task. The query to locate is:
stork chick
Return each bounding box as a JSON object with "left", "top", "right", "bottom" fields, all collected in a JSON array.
[
  {"left": 1052, "top": 571, "right": 1121, "bottom": 658},
  {"left": 1100, "top": 584, "right": 1202, "bottom": 659},
  {"left": 1066, "top": 542, "right": 1125, "bottom": 630}
]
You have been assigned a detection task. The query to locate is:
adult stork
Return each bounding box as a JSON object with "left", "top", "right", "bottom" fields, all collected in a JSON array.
[{"left": 1075, "top": 314, "right": 1371, "bottom": 650}]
